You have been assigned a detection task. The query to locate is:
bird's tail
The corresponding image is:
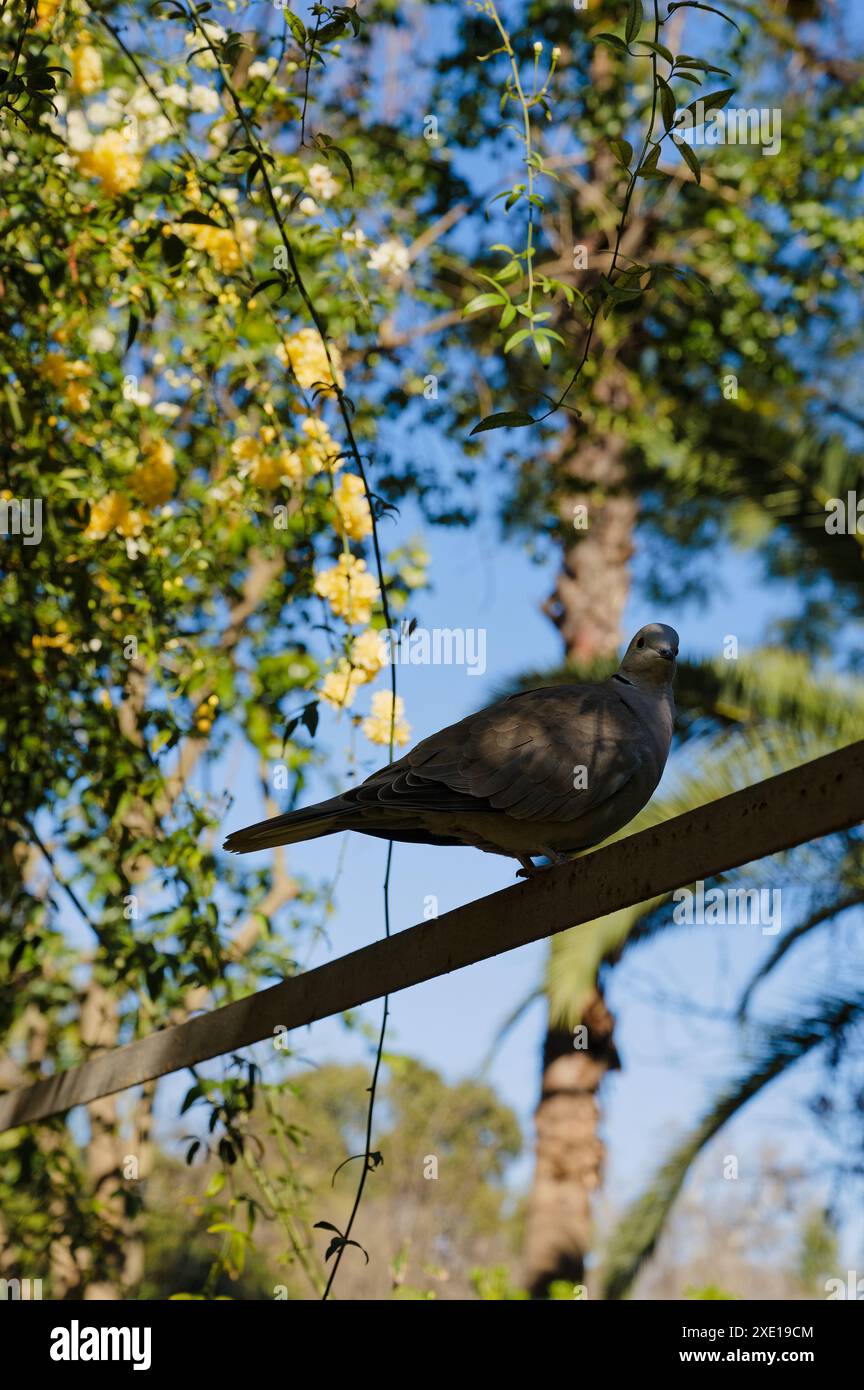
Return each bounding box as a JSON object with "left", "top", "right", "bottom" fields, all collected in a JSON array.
[{"left": 223, "top": 795, "right": 354, "bottom": 853}]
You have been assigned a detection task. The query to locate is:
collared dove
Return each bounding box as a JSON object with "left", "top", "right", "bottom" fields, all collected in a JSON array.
[{"left": 223, "top": 622, "right": 678, "bottom": 876}]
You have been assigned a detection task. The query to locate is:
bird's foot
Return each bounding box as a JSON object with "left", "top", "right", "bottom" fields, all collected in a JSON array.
[
  {"left": 515, "top": 855, "right": 541, "bottom": 879},
  {"left": 515, "top": 850, "right": 569, "bottom": 879}
]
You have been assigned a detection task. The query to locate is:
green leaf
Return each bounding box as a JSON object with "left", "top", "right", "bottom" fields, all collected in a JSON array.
[
  {"left": 161, "top": 233, "right": 186, "bottom": 271},
  {"left": 636, "top": 142, "right": 661, "bottom": 176},
  {"left": 673, "top": 135, "right": 702, "bottom": 183},
  {"left": 688, "top": 87, "right": 736, "bottom": 118},
  {"left": 657, "top": 76, "right": 676, "bottom": 131},
  {"left": 499, "top": 303, "right": 516, "bottom": 328},
  {"left": 666, "top": 2, "right": 740, "bottom": 31},
  {"left": 503, "top": 327, "right": 532, "bottom": 352},
  {"left": 205, "top": 1170, "right": 225, "bottom": 1198},
  {"left": 674, "top": 55, "right": 732, "bottom": 75},
  {"left": 593, "top": 33, "right": 629, "bottom": 53},
  {"left": 625, "top": 0, "right": 643, "bottom": 44},
  {"left": 177, "top": 210, "right": 221, "bottom": 226},
  {"left": 610, "top": 138, "right": 633, "bottom": 169},
  {"left": 463, "top": 292, "right": 506, "bottom": 315},
  {"left": 285, "top": 10, "right": 307, "bottom": 44},
  {"left": 637, "top": 39, "right": 674, "bottom": 63},
  {"left": 469, "top": 411, "right": 536, "bottom": 435},
  {"left": 534, "top": 335, "right": 551, "bottom": 366}
]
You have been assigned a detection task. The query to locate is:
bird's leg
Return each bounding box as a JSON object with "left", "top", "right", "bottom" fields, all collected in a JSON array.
[
  {"left": 540, "top": 847, "right": 569, "bottom": 866},
  {"left": 516, "top": 849, "right": 569, "bottom": 879}
]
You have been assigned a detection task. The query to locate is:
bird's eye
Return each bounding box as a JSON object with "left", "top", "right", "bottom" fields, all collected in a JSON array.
[{"left": 636, "top": 637, "right": 645, "bottom": 649}]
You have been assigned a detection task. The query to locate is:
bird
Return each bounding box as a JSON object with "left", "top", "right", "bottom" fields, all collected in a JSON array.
[{"left": 223, "top": 622, "right": 679, "bottom": 877}]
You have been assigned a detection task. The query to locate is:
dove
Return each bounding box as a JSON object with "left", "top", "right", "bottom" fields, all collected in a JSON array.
[{"left": 223, "top": 623, "right": 678, "bottom": 876}]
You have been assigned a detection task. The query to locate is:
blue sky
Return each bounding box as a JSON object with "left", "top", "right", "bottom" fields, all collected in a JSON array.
[{"left": 147, "top": 443, "right": 863, "bottom": 1269}]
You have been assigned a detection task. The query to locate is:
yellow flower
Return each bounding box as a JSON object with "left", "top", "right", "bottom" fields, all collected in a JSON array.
[
  {"left": 333, "top": 471, "right": 372, "bottom": 541},
  {"left": 350, "top": 629, "right": 388, "bottom": 679},
  {"left": 362, "top": 690, "right": 410, "bottom": 747},
  {"left": 84, "top": 492, "right": 147, "bottom": 540},
  {"left": 39, "top": 353, "right": 91, "bottom": 387},
  {"left": 70, "top": 42, "right": 103, "bottom": 96},
  {"left": 277, "top": 329, "right": 344, "bottom": 392},
  {"left": 232, "top": 433, "right": 294, "bottom": 489},
  {"left": 177, "top": 221, "right": 252, "bottom": 275},
  {"left": 64, "top": 379, "right": 91, "bottom": 414},
  {"left": 314, "top": 553, "right": 379, "bottom": 625},
  {"left": 131, "top": 440, "right": 176, "bottom": 505},
  {"left": 35, "top": 0, "right": 62, "bottom": 31},
  {"left": 78, "top": 131, "right": 142, "bottom": 197},
  {"left": 299, "top": 415, "right": 340, "bottom": 473},
  {"left": 320, "top": 658, "right": 366, "bottom": 710},
  {"left": 277, "top": 448, "right": 304, "bottom": 483}
]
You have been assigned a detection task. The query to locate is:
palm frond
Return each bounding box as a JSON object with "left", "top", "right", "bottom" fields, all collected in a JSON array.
[
  {"left": 737, "top": 892, "right": 864, "bottom": 1017},
  {"left": 600, "top": 988, "right": 864, "bottom": 1301}
]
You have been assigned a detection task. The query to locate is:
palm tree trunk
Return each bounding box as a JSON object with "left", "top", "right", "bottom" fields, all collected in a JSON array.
[
  {"left": 522, "top": 424, "right": 634, "bottom": 1298},
  {"left": 523, "top": 991, "right": 620, "bottom": 1296}
]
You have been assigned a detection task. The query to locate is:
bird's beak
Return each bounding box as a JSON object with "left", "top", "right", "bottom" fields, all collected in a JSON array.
[{"left": 658, "top": 647, "right": 676, "bottom": 661}]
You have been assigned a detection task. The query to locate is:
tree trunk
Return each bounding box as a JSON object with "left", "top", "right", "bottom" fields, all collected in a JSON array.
[
  {"left": 523, "top": 421, "right": 634, "bottom": 1298},
  {"left": 522, "top": 992, "right": 620, "bottom": 1296}
]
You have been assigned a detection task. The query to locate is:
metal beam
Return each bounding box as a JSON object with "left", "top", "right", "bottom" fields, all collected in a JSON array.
[{"left": 1, "top": 741, "right": 862, "bottom": 1132}]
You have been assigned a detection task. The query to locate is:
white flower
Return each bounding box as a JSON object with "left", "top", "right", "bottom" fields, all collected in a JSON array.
[
  {"left": 185, "top": 21, "right": 226, "bottom": 68},
  {"left": 88, "top": 325, "right": 115, "bottom": 353},
  {"left": 248, "top": 59, "right": 276, "bottom": 80},
  {"left": 189, "top": 83, "right": 220, "bottom": 114},
  {"left": 158, "top": 83, "right": 189, "bottom": 108},
  {"left": 366, "top": 237, "right": 410, "bottom": 278},
  {"left": 307, "top": 162, "right": 340, "bottom": 200},
  {"left": 154, "top": 401, "right": 181, "bottom": 419},
  {"left": 208, "top": 122, "right": 230, "bottom": 149},
  {"left": 128, "top": 88, "right": 160, "bottom": 119},
  {"left": 299, "top": 196, "right": 319, "bottom": 217},
  {"left": 341, "top": 227, "right": 367, "bottom": 246},
  {"left": 137, "top": 114, "right": 173, "bottom": 149},
  {"left": 185, "top": 20, "right": 226, "bottom": 45},
  {"left": 87, "top": 100, "right": 117, "bottom": 128},
  {"left": 65, "top": 110, "right": 93, "bottom": 152}
]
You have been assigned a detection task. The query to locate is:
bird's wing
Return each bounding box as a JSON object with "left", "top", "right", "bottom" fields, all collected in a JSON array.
[{"left": 349, "top": 681, "right": 645, "bottom": 823}]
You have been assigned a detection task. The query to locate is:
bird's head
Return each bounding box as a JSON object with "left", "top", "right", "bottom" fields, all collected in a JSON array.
[{"left": 618, "top": 623, "right": 679, "bottom": 689}]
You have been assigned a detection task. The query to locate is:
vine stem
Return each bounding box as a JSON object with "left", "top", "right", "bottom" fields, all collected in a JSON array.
[
  {"left": 542, "top": 0, "right": 663, "bottom": 419},
  {"left": 485, "top": 1, "right": 537, "bottom": 320},
  {"left": 185, "top": 3, "right": 399, "bottom": 1297},
  {"left": 322, "top": 839, "right": 393, "bottom": 1299}
]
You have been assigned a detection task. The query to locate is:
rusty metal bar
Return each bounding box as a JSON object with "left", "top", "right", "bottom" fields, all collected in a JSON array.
[{"left": 1, "top": 741, "right": 862, "bottom": 1132}]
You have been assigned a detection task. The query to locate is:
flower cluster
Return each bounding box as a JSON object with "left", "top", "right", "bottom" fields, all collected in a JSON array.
[
  {"left": 70, "top": 40, "right": 103, "bottom": 97},
  {"left": 319, "top": 630, "right": 388, "bottom": 710},
  {"left": 362, "top": 690, "right": 411, "bottom": 747},
  {"left": 131, "top": 440, "right": 177, "bottom": 506},
  {"left": 84, "top": 492, "right": 147, "bottom": 541},
  {"left": 314, "top": 553, "right": 380, "bottom": 625},
  {"left": 77, "top": 129, "right": 142, "bottom": 196},
  {"left": 232, "top": 431, "right": 303, "bottom": 489},
  {"left": 299, "top": 416, "right": 341, "bottom": 473},
  {"left": 39, "top": 353, "right": 93, "bottom": 413},
  {"left": 276, "top": 329, "right": 344, "bottom": 392},
  {"left": 333, "top": 472, "right": 373, "bottom": 541},
  {"left": 176, "top": 219, "right": 255, "bottom": 275}
]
